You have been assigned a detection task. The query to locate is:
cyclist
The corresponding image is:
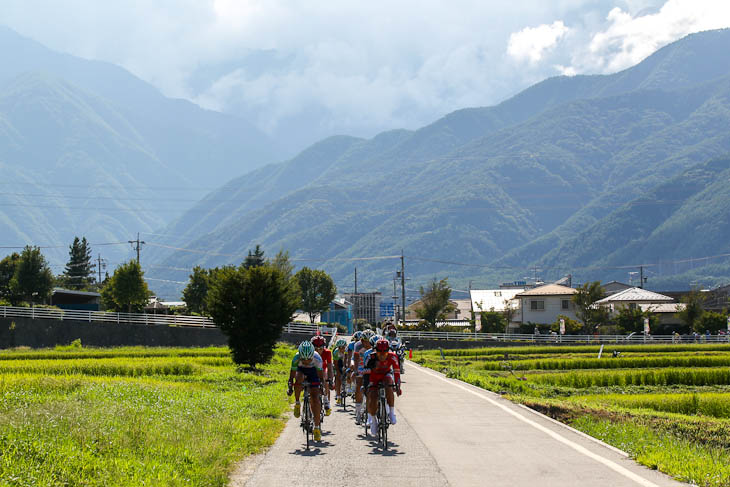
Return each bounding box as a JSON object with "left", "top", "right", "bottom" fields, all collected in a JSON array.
[
  {"left": 312, "top": 334, "right": 334, "bottom": 416},
  {"left": 332, "top": 338, "right": 348, "bottom": 405},
  {"left": 384, "top": 321, "right": 399, "bottom": 342},
  {"left": 346, "top": 332, "right": 362, "bottom": 395},
  {"left": 352, "top": 329, "right": 374, "bottom": 424},
  {"left": 362, "top": 334, "right": 381, "bottom": 425},
  {"left": 288, "top": 341, "right": 324, "bottom": 441},
  {"left": 364, "top": 338, "right": 401, "bottom": 436}
]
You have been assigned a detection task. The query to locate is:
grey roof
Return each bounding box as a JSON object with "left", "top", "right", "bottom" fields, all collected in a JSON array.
[
  {"left": 52, "top": 287, "right": 101, "bottom": 298},
  {"left": 596, "top": 287, "right": 673, "bottom": 304},
  {"left": 515, "top": 284, "right": 577, "bottom": 297}
]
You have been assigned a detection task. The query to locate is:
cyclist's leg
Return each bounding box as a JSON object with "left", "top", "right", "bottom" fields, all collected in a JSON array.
[
  {"left": 293, "top": 370, "right": 304, "bottom": 417},
  {"left": 311, "top": 386, "right": 322, "bottom": 428},
  {"left": 367, "top": 377, "right": 380, "bottom": 435},
  {"left": 384, "top": 374, "right": 397, "bottom": 424},
  {"left": 355, "top": 374, "right": 364, "bottom": 423}
]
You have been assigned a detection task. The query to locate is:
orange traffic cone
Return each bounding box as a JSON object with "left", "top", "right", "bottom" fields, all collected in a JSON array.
[{"left": 408, "top": 349, "right": 413, "bottom": 359}]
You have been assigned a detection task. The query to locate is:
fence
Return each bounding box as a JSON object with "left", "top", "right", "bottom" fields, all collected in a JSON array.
[
  {"left": 284, "top": 323, "right": 338, "bottom": 336},
  {"left": 396, "top": 330, "right": 730, "bottom": 344},
  {"left": 0, "top": 305, "right": 216, "bottom": 328}
]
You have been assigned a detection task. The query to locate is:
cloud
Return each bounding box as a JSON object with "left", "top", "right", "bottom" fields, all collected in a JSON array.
[
  {"left": 570, "top": 0, "right": 730, "bottom": 73},
  {"left": 507, "top": 21, "right": 570, "bottom": 64}
]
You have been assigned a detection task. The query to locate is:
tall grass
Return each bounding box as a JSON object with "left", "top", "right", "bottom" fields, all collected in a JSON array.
[
  {"left": 0, "top": 345, "right": 294, "bottom": 486},
  {"left": 429, "top": 343, "right": 730, "bottom": 357},
  {"left": 533, "top": 367, "right": 730, "bottom": 388},
  {"left": 572, "top": 392, "right": 730, "bottom": 418}
]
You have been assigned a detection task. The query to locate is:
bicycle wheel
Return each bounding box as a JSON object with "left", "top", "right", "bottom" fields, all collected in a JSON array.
[
  {"left": 303, "top": 396, "right": 312, "bottom": 450},
  {"left": 379, "top": 395, "right": 388, "bottom": 450}
]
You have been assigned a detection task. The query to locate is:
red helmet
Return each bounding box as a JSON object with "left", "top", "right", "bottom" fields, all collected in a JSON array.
[
  {"left": 311, "top": 335, "right": 326, "bottom": 347},
  {"left": 375, "top": 338, "right": 390, "bottom": 352}
]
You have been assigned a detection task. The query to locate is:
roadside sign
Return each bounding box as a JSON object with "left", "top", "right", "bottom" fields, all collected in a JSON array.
[
  {"left": 644, "top": 318, "right": 650, "bottom": 334},
  {"left": 559, "top": 318, "right": 565, "bottom": 335},
  {"left": 379, "top": 302, "right": 394, "bottom": 317}
]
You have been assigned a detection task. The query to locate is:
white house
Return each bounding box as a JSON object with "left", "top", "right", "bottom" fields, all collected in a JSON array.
[
  {"left": 595, "top": 287, "right": 674, "bottom": 313},
  {"left": 513, "top": 284, "right": 578, "bottom": 325}
]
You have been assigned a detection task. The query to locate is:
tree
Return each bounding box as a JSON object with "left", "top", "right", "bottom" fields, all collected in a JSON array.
[
  {"left": 182, "top": 266, "right": 211, "bottom": 314},
  {"left": 414, "top": 278, "right": 455, "bottom": 330},
  {"left": 9, "top": 247, "right": 54, "bottom": 306},
  {"left": 101, "top": 260, "right": 151, "bottom": 313},
  {"left": 572, "top": 281, "right": 609, "bottom": 333},
  {"left": 207, "top": 263, "right": 300, "bottom": 367},
  {"left": 243, "top": 244, "right": 265, "bottom": 269},
  {"left": 269, "top": 249, "right": 294, "bottom": 279},
  {"left": 62, "top": 237, "right": 95, "bottom": 290},
  {"left": 295, "top": 267, "right": 336, "bottom": 323},
  {"left": 676, "top": 289, "right": 705, "bottom": 332},
  {"left": 550, "top": 315, "right": 583, "bottom": 334},
  {"left": 613, "top": 305, "right": 658, "bottom": 334},
  {"left": 0, "top": 253, "right": 22, "bottom": 305},
  {"left": 695, "top": 311, "right": 727, "bottom": 334},
  {"left": 480, "top": 311, "right": 506, "bottom": 333}
]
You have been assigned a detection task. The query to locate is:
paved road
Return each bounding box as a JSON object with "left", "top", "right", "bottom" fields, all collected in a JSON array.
[{"left": 231, "top": 362, "right": 687, "bottom": 487}]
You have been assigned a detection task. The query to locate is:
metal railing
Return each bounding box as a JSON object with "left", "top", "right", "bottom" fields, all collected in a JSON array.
[
  {"left": 284, "top": 323, "right": 338, "bottom": 335},
  {"left": 0, "top": 305, "right": 216, "bottom": 328},
  {"left": 397, "top": 330, "right": 730, "bottom": 344}
]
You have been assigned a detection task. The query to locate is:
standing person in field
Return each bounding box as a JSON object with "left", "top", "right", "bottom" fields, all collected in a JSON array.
[
  {"left": 311, "top": 334, "right": 334, "bottom": 416},
  {"left": 288, "top": 341, "right": 325, "bottom": 441}
]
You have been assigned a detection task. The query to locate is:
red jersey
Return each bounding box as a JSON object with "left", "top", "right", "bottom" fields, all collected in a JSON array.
[
  {"left": 364, "top": 351, "right": 400, "bottom": 383},
  {"left": 319, "top": 348, "right": 333, "bottom": 368}
]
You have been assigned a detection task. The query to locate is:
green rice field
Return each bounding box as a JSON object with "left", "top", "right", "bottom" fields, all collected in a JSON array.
[
  {"left": 413, "top": 343, "right": 730, "bottom": 487},
  {"left": 0, "top": 344, "right": 293, "bottom": 486}
]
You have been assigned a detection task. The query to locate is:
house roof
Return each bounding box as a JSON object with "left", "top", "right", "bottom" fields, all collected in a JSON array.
[
  {"left": 470, "top": 289, "right": 524, "bottom": 311},
  {"left": 515, "top": 284, "right": 577, "bottom": 297},
  {"left": 639, "top": 303, "right": 685, "bottom": 313},
  {"left": 52, "top": 288, "right": 101, "bottom": 298},
  {"left": 596, "top": 287, "right": 673, "bottom": 304}
]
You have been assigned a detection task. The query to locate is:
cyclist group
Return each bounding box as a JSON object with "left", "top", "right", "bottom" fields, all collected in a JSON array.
[{"left": 288, "top": 324, "right": 403, "bottom": 442}]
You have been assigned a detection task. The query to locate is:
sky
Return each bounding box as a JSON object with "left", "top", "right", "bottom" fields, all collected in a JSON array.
[{"left": 2, "top": 0, "right": 730, "bottom": 154}]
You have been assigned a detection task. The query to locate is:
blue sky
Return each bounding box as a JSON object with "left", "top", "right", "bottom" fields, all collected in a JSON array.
[{"left": 2, "top": 0, "right": 729, "bottom": 153}]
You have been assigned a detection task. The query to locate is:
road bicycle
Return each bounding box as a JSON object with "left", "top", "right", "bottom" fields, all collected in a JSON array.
[
  {"left": 339, "top": 369, "right": 348, "bottom": 411},
  {"left": 375, "top": 382, "right": 394, "bottom": 450},
  {"left": 300, "top": 380, "right": 315, "bottom": 450}
]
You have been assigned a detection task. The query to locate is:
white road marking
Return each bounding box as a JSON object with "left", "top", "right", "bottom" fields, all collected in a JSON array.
[{"left": 411, "top": 363, "right": 661, "bottom": 487}]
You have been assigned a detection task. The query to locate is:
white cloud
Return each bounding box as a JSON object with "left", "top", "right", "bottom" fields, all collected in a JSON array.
[
  {"left": 507, "top": 21, "right": 570, "bottom": 64},
  {"left": 571, "top": 0, "right": 730, "bottom": 73}
]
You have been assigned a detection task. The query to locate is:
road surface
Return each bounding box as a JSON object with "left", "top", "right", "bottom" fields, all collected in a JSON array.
[{"left": 231, "top": 361, "right": 687, "bottom": 486}]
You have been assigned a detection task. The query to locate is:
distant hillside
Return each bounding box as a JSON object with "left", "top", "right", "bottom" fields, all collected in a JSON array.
[
  {"left": 149, "top": 29, "right": 730, "bottom": 296},
  {"left": 0, "top": 27, "right": 281, "bottom": 267}
]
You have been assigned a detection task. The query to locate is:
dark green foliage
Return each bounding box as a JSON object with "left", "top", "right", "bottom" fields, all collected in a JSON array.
[
  {"left": 695, "top": 311, "right": 728, "bottom": 334},
  {"left": 677, "top": 289, "right": 706, "bottom": 331},
  {"left": 207, "top": 263, "right": 300, "bottom": 367},
  {"left": 101, "top": 260, "right": 150, "bottom": 313},
  {"left": 182, "top": 266, "right": 211, "bottom": 314},
  {"left": 295, "top": 267, "right": 336, "bottom": 323},
  {"left": 415, "top": 278, "right": 455, "bottom": 330},
  {"left": 9, "top": 246, "right": 53, "bottom": 306},
  {"left": 62, "top": 237, "right": 94, "bottom": 290},
  {"left": 573, "top": 282, "right": 609, "bottom": 332},
  {"left": 550, "top": 315, "right": 583, "bottom": 335},
  {"left": 243, "top": 245, "right": 265, "bottom": 269},
  {"left": 479, "top": 311, "right": 506, "bottom": 333},
  {"left": 0, "top": 253, "right": 22, "bottom": 305},
  {"left": 613, "top": 306, "right": 659, "bottom": 334}
]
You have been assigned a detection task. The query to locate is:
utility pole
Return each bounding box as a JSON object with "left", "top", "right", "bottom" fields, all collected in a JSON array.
[
  {"left": 400, "top": 250, "right": 406, "bottom": 326},
  {"left": 96, "top": 254, "right": 106, "bottom": 284},
  {"left": 639, "top": 265, "right": 647, "bottom": 289},
  {"left": 128, "top": 233, "right": 145, "bottom": 264}
]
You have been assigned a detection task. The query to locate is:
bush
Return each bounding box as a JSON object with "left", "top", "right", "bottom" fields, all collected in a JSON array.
[{"left": 695, "top": 311, "right": 728, "bottom": 334}]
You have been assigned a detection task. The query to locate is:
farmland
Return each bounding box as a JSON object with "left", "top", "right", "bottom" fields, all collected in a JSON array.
[
  {"left": 413, "top": 343, "right": 730, "bottom": 487},
  {"left": 0, "top": 344, "right": 293, "bottom": 486}
]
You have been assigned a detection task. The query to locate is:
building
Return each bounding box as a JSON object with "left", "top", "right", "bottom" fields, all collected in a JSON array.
[
  {"left": 50, "top": 288, "right": 101, "bottom": 311},
  {"left": 513, "top": 284, "right": 578, "bottom": 326},
  {"left": 404, "top": 298, "right": 472, "bottom": 327},
  {"left": 470, "top": 288, "right": 525, "bottom": 331},
  {"left": 342, "top": 292, "right": 382, "bottom": 325},
  {"left": 320, "top": 296, "right": 353, "bottom": 332},
  {"left": 595, "top": 287, "right": 674, "bottom": 313},
  {"left": 602, "top": 281, "right": 633, "bottom": 296}
]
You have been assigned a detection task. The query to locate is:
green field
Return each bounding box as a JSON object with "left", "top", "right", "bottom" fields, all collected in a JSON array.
[
  {"left": 413, "top": 343, "right": 730, "bottom": 487},
  {"left": 0, "top": 344, "right": 293, "bottom": 486}
]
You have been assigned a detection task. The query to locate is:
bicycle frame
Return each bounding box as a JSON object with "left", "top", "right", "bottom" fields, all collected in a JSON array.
[{"left": 300, "top": 381, "right": 314, "bottom": 450}]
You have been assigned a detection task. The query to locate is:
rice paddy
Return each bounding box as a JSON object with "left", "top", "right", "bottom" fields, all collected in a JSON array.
[
  {"left": 413, "top": 343, "right": 730, "bottom": 487},
  {"left": 0, "top": 345, "right": 293, "bottom": 486}
]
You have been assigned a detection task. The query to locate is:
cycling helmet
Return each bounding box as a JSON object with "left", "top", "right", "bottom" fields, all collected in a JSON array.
[
  {"left": 311, "top": 335, "right": 326, "bottom": 347},
  {"left": 298, "top": 341, "right": 315, "bottom": 360},
  {"left": 362, "top": 330, "right": 374, "bottom": 341},
  {"left": 335, "top": 338, "right": 347, "bottom": 348},
  {"left": 375, "top": 338, "right": 390, "bottom": 352},
  {"left": 369, "top": 334, "right": 381, "bottom": 347},
  {"left": 386, "top": 327, "right": 397, "bottom": 339},
  {"left": 353, "top": 331, "right": 363, "bottom": 341}
]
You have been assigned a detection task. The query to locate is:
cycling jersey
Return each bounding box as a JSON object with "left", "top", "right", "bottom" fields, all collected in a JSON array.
[
  {"left": 318, "top": 348, "right": 333, "bottom": 370},
  {"left": 292, "top": 351, "right": 323, "bottom": 386},
  {"left": 364, "top": 351, "right": 401, "bottom": 385},
  {"left": 353, "top": 341, "right": 371, "bottom": 375}
]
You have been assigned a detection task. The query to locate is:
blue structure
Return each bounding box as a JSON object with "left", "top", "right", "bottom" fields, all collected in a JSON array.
[{"left": 320, "top": 298, "right": 353, "bottom": 333}]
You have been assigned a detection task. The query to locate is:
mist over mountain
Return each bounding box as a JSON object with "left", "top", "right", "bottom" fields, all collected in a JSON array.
[
  {"left": 0, "top": 26, "right": 282, "bottom": 267},
  {"left": 149, "top": 29, "right": 730, "bottom": 297}
]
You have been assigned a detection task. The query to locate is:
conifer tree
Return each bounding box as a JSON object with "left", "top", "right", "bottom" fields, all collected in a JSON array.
[{"left": 63, "top": 237, "right": 95, "bottom": 290}]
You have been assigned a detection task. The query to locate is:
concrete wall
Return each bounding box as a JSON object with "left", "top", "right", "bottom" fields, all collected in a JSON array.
[{"left": 0, "top": 317, "right": 228, "bottom": 349}]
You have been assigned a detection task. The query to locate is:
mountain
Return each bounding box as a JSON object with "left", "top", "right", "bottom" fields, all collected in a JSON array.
[{"left": 0, "top": 27, "right": 282, "bottom": 267}]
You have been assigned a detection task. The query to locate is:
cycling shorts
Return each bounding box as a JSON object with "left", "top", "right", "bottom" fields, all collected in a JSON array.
[
  {"left": 297, "top": 366, "right": 321, "bottom": 387},
  {"left": 335, "top": 358, "right": 345, "bottom": 374},
  {"left": 369, "top": 373, "right": 394, "bottom": 388}
]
